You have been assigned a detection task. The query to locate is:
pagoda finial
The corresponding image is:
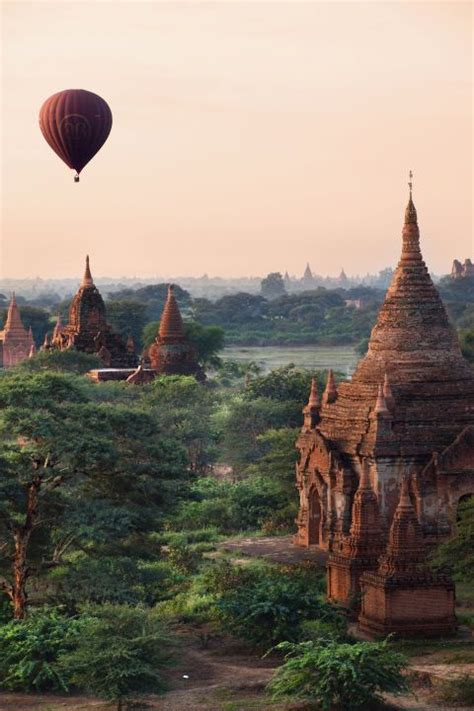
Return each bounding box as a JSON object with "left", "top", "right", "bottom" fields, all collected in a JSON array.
[
  {"left": 82, "top": 255, "right": 94, "bottom": 287},
  {"left": 322, "top": 368, "right": 337, "bottom": 405},
  {"left": 404, "top": 169, "right": 418, "bottom": 226},
  {"left": 307, "top": 377, "right": 320, "bottom": 408},
  {"left": 303, "top": 377, "right": 320, "bottom": 429}
]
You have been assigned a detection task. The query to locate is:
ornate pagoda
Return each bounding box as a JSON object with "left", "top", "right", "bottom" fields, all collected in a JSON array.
[
  {"left": 51, "top": 256, "right": 137, "bottom": 368},
  {"left": 0, "top": 294, "right": 34, "bottom": 368},
  {"left": 294, "top": 177, "right": 474, "bottom": 623},
  {"left": 147, "top": 284, "right": 204, "bottom": 380}
]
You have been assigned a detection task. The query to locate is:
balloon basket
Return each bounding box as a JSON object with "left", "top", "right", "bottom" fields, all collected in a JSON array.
[{"left": 74, "top": 174, "right": 80, "bottom": 183}]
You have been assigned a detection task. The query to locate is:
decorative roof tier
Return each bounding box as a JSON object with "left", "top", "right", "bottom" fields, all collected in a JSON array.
[
  {"left": 317, "top": 181, "right": 474, "bottom": 457},
  {"left": 50, "top": 256, "right": 136, "bottom": 369},
  {"left": 148, "top": 284, "right": 204, "bottom": 380},
  {"left": 158, "top": 285, "right": 186, "bottom": 343}
]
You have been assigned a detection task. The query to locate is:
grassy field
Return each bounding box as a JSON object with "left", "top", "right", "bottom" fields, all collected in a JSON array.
[{"left": 223, "top": 344, "right": 359, "bottom": 376}]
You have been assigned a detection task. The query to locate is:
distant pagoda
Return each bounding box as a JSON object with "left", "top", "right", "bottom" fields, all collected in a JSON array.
[
  {"left": 0, "top": 294, "right": 34, "bottom": 368},
  {"left": 148, "top": 285, "right": 204, "bottom": 380},
  {"left": 51, "top": 256, "right": 137, "bottom": 368}
]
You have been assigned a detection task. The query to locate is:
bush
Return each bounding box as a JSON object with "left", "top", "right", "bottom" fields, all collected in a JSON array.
[
  {"left": 59, "top": 604, "right": 172, "bottom": 709},
  {"left": 268, "top": 638, "right": 408, "bottom": 710},
  {"left": 431, "top": 497, "right": 474, "bottom": 582},
  {"left": 0, "top": 609, "right": 84, "bottom": 692},
  {"left": 49, "top": 555, "right": 186, "bottom": 607},
  {"left": 216, "top": 566, "right": 337, "bottom": 648}
]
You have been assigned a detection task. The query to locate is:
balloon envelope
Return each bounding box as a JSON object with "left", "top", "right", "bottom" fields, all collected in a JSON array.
[{"left": 39, "top": 89, "right": 113, "bottom": 176}]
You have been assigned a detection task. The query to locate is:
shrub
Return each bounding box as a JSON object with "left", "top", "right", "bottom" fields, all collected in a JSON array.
[
  {"left": 199, "top": 559, "right": 256, "bottom": 595},
  {"left": 49, "top": 555, "right": 186, "bottom": 607},
  {"left": 268, "top": 638, "right": 408, "bottom": 710},
  {"left": 299, "top": 617, "right": 348, "bottom": 643},
  {"left": 0, "top": 609, "right": 84, "bottom": 692},
  {"left": 431, "top": 497, "right": 474, "bottom": 582},
  {"left": 59, "top": 604, "right": 172, "bottom": 710},
  {"left": 166, "top": 541, "right": 203, "bottom": 574},
  {"left": 216, "top": 568, "right": 338, "bottom": 648}
]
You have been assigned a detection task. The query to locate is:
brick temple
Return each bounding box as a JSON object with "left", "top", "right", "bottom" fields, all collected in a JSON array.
[
  {"left": 50, "top": 256, "right": 137, "bottom": 368},
  {"left": 147, "top": 284, "right": 204, "bottom": 380},
  {"left": 0, "top": 294, "right": 35, "bottom": 368},
  {"left": 88, "top": 283, "right": 203, "bottom": 383},
  {"left": 294, "top": 182, "right": 474, "bottom": 635}
]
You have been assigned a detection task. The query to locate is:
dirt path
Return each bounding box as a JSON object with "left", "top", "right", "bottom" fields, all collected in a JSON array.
[{"left": 219, "top": 535, "right": 327, "bottom": 566}]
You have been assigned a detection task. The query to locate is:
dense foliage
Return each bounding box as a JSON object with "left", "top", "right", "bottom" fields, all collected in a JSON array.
[
  {"left": 431, "top": 497, "right": 474, "bottom": 582},
  {"left": 268, "top": 638, "right": 408, "bottom": 710}
]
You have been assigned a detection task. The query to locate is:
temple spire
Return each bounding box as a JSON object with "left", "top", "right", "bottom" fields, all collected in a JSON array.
[
  {"left": 322, "top": 369, "right": 337, "bottom": 405},
  {"left": 82, "top": 255, "right": 94, "bottom": 287},
  {"left": 158, "top": 285, "right": 185, "bottom": 341},
  {"left": 308, "top": 377, "right": 320, "bottom": 408},
  {"left": 5, "top": 293, "right": 25, "bottom": 332},
  {"left": 402, "top": 170, "right": 421, "bottom": 261},
  {"left": 303, "top": 377, "right": 320, "bottom": 429}
]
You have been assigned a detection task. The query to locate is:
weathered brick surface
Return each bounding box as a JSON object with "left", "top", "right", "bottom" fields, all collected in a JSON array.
[
  {"left": 147, "top": 285, "right": 204, "bottom": 380},
  {"left": 294, "top": 191, "right": 473, "bottom": 636},
  {"left": 51, "top": 256, "right": 136, "bottom": 368},
  {"left": 358, "top": 478, "right": 456, "bottom": 637}
]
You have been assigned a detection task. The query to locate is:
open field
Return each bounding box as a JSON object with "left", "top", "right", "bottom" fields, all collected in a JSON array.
[{"left": 223, "top": 345, "right": 359, "bottom": 376}]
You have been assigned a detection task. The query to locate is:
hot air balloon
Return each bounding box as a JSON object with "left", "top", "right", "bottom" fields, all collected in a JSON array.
[{"left": 39, "top": 89, "right": 112, "bottom": 182}]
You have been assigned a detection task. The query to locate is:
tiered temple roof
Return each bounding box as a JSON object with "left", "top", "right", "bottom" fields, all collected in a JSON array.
[
  {"left": 51, "top": 256, "right": 136, "bottom": 368},
  {"left": 317, "top": 189, "right": 474, "bottom": 458},
  {"left": 148, "top": 285, "right": 204, "bottom": 380}
]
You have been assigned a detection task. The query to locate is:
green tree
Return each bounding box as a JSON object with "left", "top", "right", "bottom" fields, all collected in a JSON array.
[
  {"left": 142, "top": 321, "right": 225, "bottom": 367},
  {"left": 16, "top": 349, "right": 101, "bottom": 374},
  {"left": 0, "top": 609, "right": 83, "bottom": 692},
  {"left": 104, "top": 299, "right": 148, "bottom": 350},
  {"left": 431, "top": 497, "right": 474, "bottom": 581},
  {"left": 59, "top": 605, "right": 172, "bottom": 710},
  {"left": 460, "top": 328, "right": 474, "bottom": 364},
  {"left": 0, "top": 371, "right": 187, "bottom": 618},
  {"left": 260, "top": 272, "right": 286, "bottom": 300},
  {"left": 146, "top": 376, "right": 219, "bottom": 474},
  {"left": 268, "top": 638, "right": 408, "bottom": 710}
]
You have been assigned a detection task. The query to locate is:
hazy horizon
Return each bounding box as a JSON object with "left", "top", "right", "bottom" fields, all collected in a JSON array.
[{"left": 2, "top": 1, "right": 472, "bottom": 279}]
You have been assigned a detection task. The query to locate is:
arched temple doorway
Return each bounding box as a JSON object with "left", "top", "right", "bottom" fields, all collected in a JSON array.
[{"left": 308, "top": 487, "right": 323, "bottom": 545}]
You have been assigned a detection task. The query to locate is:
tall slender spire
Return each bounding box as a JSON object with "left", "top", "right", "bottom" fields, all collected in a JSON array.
[
  {"left": 82, "top": 255, "right": 94, "bottom": 287},
  {"left": 402, "top": 170, "right": 421, "bottom": 262},
  {"left": 307, "top": 377, "right": 320, "bottom": 408},
  {"left": 322, "top": 369, "right": 337, "bottom": 405},
  {"left": 158, "top": 285, "right": 185, "bottom": 341}
]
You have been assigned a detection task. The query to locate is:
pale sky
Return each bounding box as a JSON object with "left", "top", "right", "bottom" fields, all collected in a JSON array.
[{"left": 1, "top": 1, "right": 472, "bottom": 279}]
